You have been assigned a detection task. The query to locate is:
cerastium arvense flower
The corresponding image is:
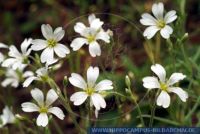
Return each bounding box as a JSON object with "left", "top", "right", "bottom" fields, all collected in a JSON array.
[{"left": 0, "top": 2, "right": 195, "bottom": 132}]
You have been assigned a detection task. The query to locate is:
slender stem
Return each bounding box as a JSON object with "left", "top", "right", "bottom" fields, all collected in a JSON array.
[
  {"left": 131, "top": 94, "right": 145, "bottom": 127},
  {"left": 155, "top": 34, "right": 161, "bottom": 63},
  {"left": 167, "top": 39, "right": 176, "bottom": 70},
  {"left": 149, "top": 90, "right": 160, "bottom": 127},
  {"left": 141, "top": 115, "right": 180, "bottom": 126},
  {"left": 52, "top": 119, "right": 63, "bottom": 134},
  {"left": 184, "top": 96, "right": 200, "bottom": 122},
  {"left": 47, "top": 78, "right": 86, "bottom": 134}
]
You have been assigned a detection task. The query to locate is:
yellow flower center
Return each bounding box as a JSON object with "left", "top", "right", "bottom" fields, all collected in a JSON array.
[
  {"left": 86, "top": 88, "right": 95, "bottom": 96},
  {"left": 157, "top": 20, "right": 166, "bottom": 28},
  {"left": 87, "top": 35, "right": 95, "bottom": 43},
  {"left": 160, "top": 82, "right": 168, "bottom": 91},
  {"left": 47, "top": 39, "right": 57, "bottom": 47},
  {"left": 39, "top": 107, "right": 48, "bottom": 113}
]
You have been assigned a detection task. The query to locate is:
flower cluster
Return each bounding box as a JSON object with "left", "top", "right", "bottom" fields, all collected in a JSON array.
[{"left": 0, "top": 2, "right": 190, "bottom": 130}]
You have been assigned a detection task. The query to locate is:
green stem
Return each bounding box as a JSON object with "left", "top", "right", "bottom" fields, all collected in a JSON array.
[
  {"left": 167, "top": 38, "right": 176, "bottom": 70},
  {"left": 184, "top": 96, "right": 200, "bottom": 122},
  {"left": 52, "top": 119, "right": 63, "bottom": 134},
  {"left": 155, "top": 34, "right": 161, "bottom": 63},
  {"left": 48, "top": 79, "right": 86, "bottom": 134},
  {"left": 149, "top": 90, "right": 160, "bottom": 127},
  {"left": 131, "top": 94, "right": 145, "bottom": 127},
  {"left": 141, "top": 115, "right": 180, "bottom": 126}
]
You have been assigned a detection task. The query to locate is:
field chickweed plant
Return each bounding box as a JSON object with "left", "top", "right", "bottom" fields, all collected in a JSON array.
[{"left": 0, "top": 1, "right": 200, "bottom": 134}]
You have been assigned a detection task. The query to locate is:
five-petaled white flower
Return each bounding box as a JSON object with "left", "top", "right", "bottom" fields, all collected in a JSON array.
[
  {"left": 23, "top": 67, "right": 49, "bottom": 87},
  {"left": 140, "top": 2, "right": 177, "bottom": 39},
  {"left": 31, "top": 24, "right": 70, "bottom": 65},
  {"left": 2, "top": 38, "right": 32, "bottom": 70},
  {"left": 21, "top": 88, "right": 65, "bottom": 127},
  {"left": 142, "top": 64, "right": 188, "bottom": 108},
  {"left": 69, "top": 66, "right": 113, "bottom": 115},
  {"left": 1, "top": 69, "right": 33, "bottom": 88},
  {"left": 70, "top": 14, "right": 111, "bottom": 57},
  {"left": 0, "top": 106, "right": 16, "bottom": 128}
]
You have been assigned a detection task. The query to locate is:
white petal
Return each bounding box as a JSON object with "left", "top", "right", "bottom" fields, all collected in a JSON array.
[
  {"left": 87, "top": 66, "right": 99, "bottom": 88},
  {"left": 70, "top": 38, "right": 88, "bottom": 51},
  {"left": 156, "top": 91, "right": 170, "bottom": 108},
  {"left": 21, "top": 102, "right": 39, "bottom": 112},
  {"left": 151, "top": 64, "right": 166, "bottom": 82},
  {"left": 89, "top": 41, "right": 101, "bottom": 57},
  {"left": 36, "top": 67, "right": 48, "bottom": 76},
  {"left": 2, "top": 58, "right": 17, "bottom": 68},
  {"left": 54, "top": 28, "right": 65, "bottom": 42},
  {"left": 31, "top": 39, "right": 47, "bottom": 51},
  {"left": 31, "top": 88, "right": 44, "bottom": 106},
  {"left": 23, "top": 76, "right": 37, "bottom": 87},
  {"left": 1, "top": 78, "right": 17, "bottom": 87},
  {"left": 74, "top": 22, "right": 87, "bottom": 35},
  {"left": 88, "top": 14, "right": 96, "bottom": 24},
  {"left": 140, "top": 13, "right": 157, "bottom": 26},
  {"left": 21, "top": 38, "right": 32, "bottom": 54},
  {"left": 91, "top": 93, "right": 106, "bottom": 110},
  {"left": 160, "top": 25, "right": 173, "bottom": 39},
  {"left": 40, "top": 47, "right": 54, "bottom": 63},
  {"left": 168, "top": 87, "right": 188, "bottom": 102},
  {"left": 143, "top": 26, "right": 160, "bottom": 39},
  {"left": 95, "top": 109, "right": 99, "bottom": 118},
  {"left": 90, "top": 19, "right": 103, "bottom": 30},
  {"left": 2, "top": 106, "right": 15, "bottom": 124},
  {"left": 70, "top": 92, "right": 88, "bottom": 105},
  {"left": 142, "top": 76, "right": 160, "bottom": 89},
  {"left": 36, "top": 113, "right": 48, "bottom": 127},
  {"left": 164, "top": 10, "right": 177, "bottom": 24},
  {"left": 8, "top": 45, "right": 21, "bottom": 58},
  {"left": 167, "top": 73, "right": 186, "bottom": 86},
  {"left": 95, "top": 80, "right": 113, "bottom": 91},
  {"left": 45, "top": 89, "right": 58, "bottom": 107},
  {"left": 54, "top": 43, "right": 70, "bottom": 58},
  {"left": 96, "top": 29, "right": 110, "bottom": 43},
  {"left": 23, "top": 71, "right": 34, "bottom": 78},
  {"left": 0, "top": 53, "right": 4, "bottom": 63},
  {"left": 0, "top": 43, "right": 8, "bottom": 48},
  {"left": 48, "top": 107, "right": 65, "bottom": 120},
  {"left": 41, "top": 24, "right": 53, "bottom": 39},
  {"left": 69, "top": 73, "right": 87, "bottom": 89},
  {"left": 152, "top": 2, "right": 164, "bottom": 19}
]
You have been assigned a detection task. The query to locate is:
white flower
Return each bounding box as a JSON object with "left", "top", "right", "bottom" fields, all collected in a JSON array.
[
  {"left": 0, "top": 43, "right": 8, "bottom": 64},
  {"left": 2, "top": 38, "right": 32, "bottom": 70},
  {"left": 1, "top": 69, "right": 33, "bottom": 88},
  {"left": 0, "top": 106, "right": 16, "bottom": 128},
  {"left": 23, "top": 67, "right": 48, "bottom": 87},
  {"left": 69, "top": 66, "right": 113, "bottom": 114},
  {"left": 70, "top": 14, "right": 111, "bottom": 57},
  {"left": 21, "top": 88, "right": 65, "bottom": 127},
  {"left": 140, "top": 2, "right": 177, "bottom": 39},
  {"left": 142, "top": 64, "right": 188, "bottom": 108},
  {"left": 31, "top": 24, "right": 70, "bottom": 65}
]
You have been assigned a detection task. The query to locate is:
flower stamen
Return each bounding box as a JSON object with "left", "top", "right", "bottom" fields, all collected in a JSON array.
[
  {"left": 39, "top": 107, "right": 48, "bottom": 113},
  {"left": 87, "top": 35, "right": 95, "bottom": 43},
  {"left": 160, "top": 82, "right": 168, "bottom": 91},
  {"left": 86, "top": 88, "right": 94, "bottom": 96},
  {"left": 157, "top": 20, "right": 166, "bottom": 28},
  {"left": 47, "top": 39, "right": 57, "bottom": 47}
]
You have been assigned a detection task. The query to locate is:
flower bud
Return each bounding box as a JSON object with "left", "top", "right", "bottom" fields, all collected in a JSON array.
[
  {"left": 125, "top": 75, "right": 131, "bottom": 87},
  {"left": 63, "top": 76, "right": 68, "bottom": 86}
]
